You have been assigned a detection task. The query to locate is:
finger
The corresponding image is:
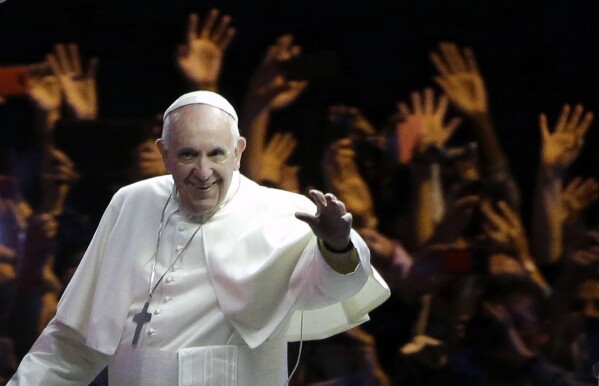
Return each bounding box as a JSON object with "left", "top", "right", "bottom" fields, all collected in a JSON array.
[
  {"left": 212, "top": 13, "right": 231, "bottom": 42},
  {"left": 444, "top": 117, "right": 462, "bottom": 139},
  {"left": 46, "top": 53, "right": 62, "bottom": 77},
  {"left": 341, "top": 212, "right": 353, "bottom": 225},
  {"left": 277, "top": 34, "right": 294, "bottom": 49},
  {"left": 435, "top": 94, "right": 449, "bottom": 119},
  {"left": 564, "top": 177, "right": 583, "bottom": 194},
  {"left": 308, "top": 189, "right": 327, "bottom": 209},
  {"left": 294, "top": 211, "right": 316, "bottom": 226},
  {"left": 397, "top": 102, "right": 411, "bottom": 117},
  {"left": 55, "top": 43, "right": 72, "bottom": 73},
  {"left": 578, "top": 111, "right": 594, "bottom": 138},
  {"left": 567, "top": 104, "right": 584, "bottom": 131},
  {"left": 432, "top": 76, "right": 451, "bottom": 96},
  {"left": 555, "top": 104, "right": 571, "bottom": 133},
  {"left": 277, "top": 134, "right": 297, "bottom": 160},
  {"left": 324, "top": 192, "right": 338, "bottom": 203},
  {"left": 440, "top": 42, "right": 465, "bottom": 73},
  {"left": 429, "top": 51, "right": 450, "bottom": 77},
  {"left": 86, "top": 57, "right": 99, "bottom": 79},
  {"left": 463, "top": 47, "right": 480, "bottom": 73},
  {"left": 539, "top": 113, "right": 550, "bottom": 140},
  {"left": 218, "top": 28, "right": 236, "bottom": 50},
  {"left": 483, "top": 223, "right": 501, "bottom": 242},
  {"left": 481, "top": 200, "right": 508, "bottom": 229},
  {"left": 68, "top": 43, "right": 83, "bottom": 75},
  {"left": 200, "top": 8, "right": 218, "bottom": 38},
  {"left": 424, "top": 87, "right": 434, "bottom": 116},
  {"left": 187, "top": 13, "right": 199, "bottom": 43},
  {"left": 497, "top": 201, "right": 521, "bottom": 229},
  {"left": 411, "top": 91, "right": 423, "bottom": 115}
]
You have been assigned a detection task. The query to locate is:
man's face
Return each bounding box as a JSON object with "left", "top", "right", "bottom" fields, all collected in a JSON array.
[{"left": 157, "top": 104, "right": 245, "bottom": 215}]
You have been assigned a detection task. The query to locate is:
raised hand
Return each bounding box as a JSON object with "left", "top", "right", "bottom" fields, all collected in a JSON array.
[
  {"left": 397, "top": 88, "right": 461, "bottom": 153},
  {"left": 133, "top": 139, "right": 167, "bottom": 180},
  {"left": 481, "top": 200, "right": 525, "bottom": 249},
  {"left": 561, "top": 177, "right": 599, "bottom": 222},
  {"left": 322, "top": 139, "right": 377, "bottom": 230},
  {"left": 327, "top": 105, "right": 377, "bottom": 138},
  {"left": 47, "top": 43, "right": 98, "bottom": 119},
  {"left": 245, "top": 34, "right": 308, "bottom": 111},
  {"left": 360, "top": 228, "right": 413, "bottom": 281},
  {"left": 27, "top": 62, "right": 62, "bottom": 127},
  {"left": 295, "top": 190, "right": 352, "bottom": 251},
  {"left": 539, "top": 104, "right": 593, "bottom": 172},
  {"left": 429, "top": 42, "right": 488, "bottom": 115},
  {"left": 177, "top": 9, "right": 236, "bottom": 91},
  {"left": 482, "top": 200, "right": 551, "bottom": 292},
  {"left": 40, "top": 147, "right": 79, "bottom": 215},
  {"left": 279, "top": 165, "right": 300, "bottom": 193},
  {"left": 257, "top": 132, "right": 297, "bottom": 187}
]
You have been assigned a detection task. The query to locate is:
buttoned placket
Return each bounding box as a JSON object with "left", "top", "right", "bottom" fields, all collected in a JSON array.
[{"left": 143, "top": 210, "right": 200, "bottom": 343}]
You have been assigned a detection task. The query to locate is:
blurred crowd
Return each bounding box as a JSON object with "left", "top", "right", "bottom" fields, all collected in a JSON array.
[{"left": 1, "top": 8, "right": 599, "bottom": 386}]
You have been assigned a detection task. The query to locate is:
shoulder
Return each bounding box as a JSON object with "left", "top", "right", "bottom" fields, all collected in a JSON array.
[
  {"left": 111, "top": 175, "right": 173, "bottom": 208},
  {"left": 239, "top": 175, "right": 315, "bottom": 212}
]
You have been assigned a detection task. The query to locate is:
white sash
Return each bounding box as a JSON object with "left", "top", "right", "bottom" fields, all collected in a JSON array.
[
  {"left": 108, "top": 339, "right": 286, "bottom": 386},
  {"left": 178, "top": 346, "right": 238, "bottom": 386}
]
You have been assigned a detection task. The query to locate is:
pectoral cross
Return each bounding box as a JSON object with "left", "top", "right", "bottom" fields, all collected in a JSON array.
[{"left": 132, "top": 301, "right": 152, "bottom": 346}]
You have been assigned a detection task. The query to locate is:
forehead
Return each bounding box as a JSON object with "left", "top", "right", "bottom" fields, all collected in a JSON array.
[
  {"left": 167, "top": 104, "right": 231, "bottom": 133},
  {"left": 165, "top": 104, "right": 233, "bottom": 147}
]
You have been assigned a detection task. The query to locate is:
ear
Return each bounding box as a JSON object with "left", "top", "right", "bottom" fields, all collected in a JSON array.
[
  {"left": 155, "top": 138, "right": 169, "bottom": 172},
  {"left": 234, "top": 137, "right": 247, "bottom": 171}
]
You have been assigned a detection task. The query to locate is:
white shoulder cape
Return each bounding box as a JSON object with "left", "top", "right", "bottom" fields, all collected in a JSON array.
[{"left": 55, "top": 174, "right": 390, "bottom": 354}]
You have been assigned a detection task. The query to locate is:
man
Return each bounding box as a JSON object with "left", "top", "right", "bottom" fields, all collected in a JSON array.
[{"left": 9, "top": 91, "right": 390, "bottom": 385}]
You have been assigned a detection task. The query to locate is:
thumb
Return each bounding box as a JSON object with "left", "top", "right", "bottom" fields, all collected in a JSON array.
[{"left": 295, "top": 211, "right": 316, "bottom": 226}]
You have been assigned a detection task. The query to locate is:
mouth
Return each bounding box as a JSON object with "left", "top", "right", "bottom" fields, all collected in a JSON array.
[
  {"left": 184, "top": 171, "right": 216, "bottom": 191},
  {"left": 185, "top": 177, "right": 215, "bottom": 191}
]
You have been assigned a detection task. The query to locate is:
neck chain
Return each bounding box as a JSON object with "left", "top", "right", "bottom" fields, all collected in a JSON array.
[{"left": 147, "top": 177, "right": 241, "bottom": 298}]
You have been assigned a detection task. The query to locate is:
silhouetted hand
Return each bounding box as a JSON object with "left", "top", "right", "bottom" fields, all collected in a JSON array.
[
  {"left": 177, "top": 9, "right": 236, "bottom": 91},
  {"left": 245, "top": 35, "right": 308, "bottom": 111},
  {"left": 397, "top": 88, "right": 461, "bottom": 154},
  {"left": 258, "top": 132, "right": 298, "bottom": 188},
  {"left": 540, "top": 104, "right": 593, "bottom": 173},
  {"left": 429, "top": 42, "right": 488, "bottom": 115},
  {"left": 561, "top": 177, "right": 599, "bottom": 222},
  {"left": 47, "top": 43, "right": 98, "bottom": 119}
]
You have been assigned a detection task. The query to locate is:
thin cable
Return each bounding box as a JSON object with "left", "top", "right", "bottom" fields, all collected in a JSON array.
[{"left": 284, "top": 311, "right": 304, "bottom": 386}]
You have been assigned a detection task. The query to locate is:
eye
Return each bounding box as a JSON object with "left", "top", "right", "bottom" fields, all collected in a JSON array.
[
  {"left": 208, "top": 148, "right": 227, "bottom": 160},
  {"left": 178, "top": 149, "right": 198, "bottom": 162}
]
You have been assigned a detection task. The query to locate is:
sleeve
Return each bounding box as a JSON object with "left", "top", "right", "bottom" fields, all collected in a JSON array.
[
  {"left": 296, "top": 238, "right": 368, "bottom": 310},
  {"left": 7, "top": 318, "right": 109, "bottom": 386}
]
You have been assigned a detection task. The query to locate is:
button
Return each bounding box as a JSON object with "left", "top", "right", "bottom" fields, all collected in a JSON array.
[
  {"left": 175, "top": 246, "right": 183, "bottom": 252},
  {"left": 147, "top": 328, "right": 157, "bottom": 336},
  {"left": 165, "top": 277, "right": 174, "bottom": 284},
  {"left": 178, "top": 226, "right": 186, "bottom": 232},
  {"left": 172, "top": 265, "right": 180, "bottom": 272},
  {"left": 154, "top": 309, "right": 162, "bottom": 315},
  {"left": 164, "top": 296, "right": 173, "bottom": 303}
]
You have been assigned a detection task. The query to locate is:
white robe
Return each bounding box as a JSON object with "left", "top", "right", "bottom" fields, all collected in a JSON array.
[{"left": 9, "top": 173, "right": 390, "bottom": 385}]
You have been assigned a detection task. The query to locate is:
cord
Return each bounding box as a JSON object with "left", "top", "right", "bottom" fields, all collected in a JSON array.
[{"left": 284, "top": 311, "right": 304, "bottom": 386}]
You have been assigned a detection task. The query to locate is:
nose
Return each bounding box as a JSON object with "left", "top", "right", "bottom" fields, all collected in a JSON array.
[{"left": 194, "top": 157, "right": 213, "bottom": 180}]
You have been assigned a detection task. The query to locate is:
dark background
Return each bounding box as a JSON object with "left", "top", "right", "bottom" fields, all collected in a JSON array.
[{"left": 2, "top": 0, "right": 599, "bottom": 222}]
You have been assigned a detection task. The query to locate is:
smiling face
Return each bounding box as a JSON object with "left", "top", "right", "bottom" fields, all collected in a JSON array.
[{"left": 157, "top": 104, "right": 246, "bottom": 215}]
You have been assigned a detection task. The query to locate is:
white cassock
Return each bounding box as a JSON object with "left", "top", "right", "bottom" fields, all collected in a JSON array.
[{"left": 9, "top": 172, "right": 390, "bottom": 386}]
